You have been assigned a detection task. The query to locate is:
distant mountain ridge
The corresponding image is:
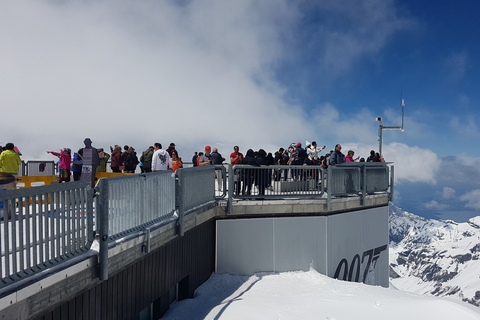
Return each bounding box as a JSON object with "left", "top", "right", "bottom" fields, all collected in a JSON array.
[{"left": 389, "top": 203, "right": 480, "bottom": 307}]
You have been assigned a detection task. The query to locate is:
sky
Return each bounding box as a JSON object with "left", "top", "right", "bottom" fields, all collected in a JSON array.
[
  {"left": 161, "top": 269, "right": 480, "bottom": 320},
  {"left": 1, "top": 0, "right": 480, "bottom": 221}
]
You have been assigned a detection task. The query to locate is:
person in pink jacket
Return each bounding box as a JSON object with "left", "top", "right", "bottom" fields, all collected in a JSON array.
[
  {"left": 345, "top": 150, "right": 360, "bottom": 162},
  {"left": 48, "top": 148, "right": 72, "bottom": 182}
]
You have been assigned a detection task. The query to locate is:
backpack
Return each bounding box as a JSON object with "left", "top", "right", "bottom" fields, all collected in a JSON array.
[
  {"left": 322, "top": 153, "right": 331, "bottom": 169},
  {"left": 287, "top": 143, "right": 298, "bottom": 165},
  {"left": 125, "top": 153, "right": 137, "bottom": 166}
]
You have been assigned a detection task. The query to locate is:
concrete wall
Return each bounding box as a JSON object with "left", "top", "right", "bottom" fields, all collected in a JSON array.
[{"left": 216, "top": 206, "right": 389, "bottom": 287}]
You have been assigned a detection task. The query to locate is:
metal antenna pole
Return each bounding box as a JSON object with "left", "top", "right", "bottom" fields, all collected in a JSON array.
[{"left": 376, "top": 98, "right": 405, "bottom": 158}]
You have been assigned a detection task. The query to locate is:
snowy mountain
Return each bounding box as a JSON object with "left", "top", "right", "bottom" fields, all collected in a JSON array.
[{"left": 389, "top": 203, "right": 480, "bottom": 307}]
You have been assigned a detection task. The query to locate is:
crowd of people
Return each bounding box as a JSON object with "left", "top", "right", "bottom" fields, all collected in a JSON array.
[
  {"left": 43, "top": 142, "right": 184, "bottom": 183},
  {"left": 189, "top": 142, "right": 383, "bottom": 195},
  {"left": 1, "top": 140, "right": 383, "bottom": 188}
]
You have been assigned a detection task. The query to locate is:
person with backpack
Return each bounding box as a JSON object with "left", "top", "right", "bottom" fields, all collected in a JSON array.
[
  {"left": 123, "top": 146, "right": 139, "bottom": 173},
  {"left": 71, "top": 148, "right": 83, "bottom": 181},
  {"left": 140, "top": 146, "right": 154, "bottom": 173}
]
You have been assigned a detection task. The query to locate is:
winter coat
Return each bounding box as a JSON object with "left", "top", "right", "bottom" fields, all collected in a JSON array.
[
  {"left": 51, "top": 151, "right": 71, "bottom": 170},
  {"left": 0, "top": 149, "right": 21, "bottom": 174}
]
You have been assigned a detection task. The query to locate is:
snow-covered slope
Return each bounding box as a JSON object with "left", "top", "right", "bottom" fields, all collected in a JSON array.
[
  {"left": 389, "top": 203, "right": 480, "bottom": 306},
  {"left": 162, "top": 269, "right": 480, "bottom": 320}
]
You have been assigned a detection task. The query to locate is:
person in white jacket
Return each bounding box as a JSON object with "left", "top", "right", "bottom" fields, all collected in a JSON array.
[
  {"left": 306, "top": 141, "right": 326, "bottom": 164},
  {"left": 151, "top": 143, "right": 171, "bottom": 171}
]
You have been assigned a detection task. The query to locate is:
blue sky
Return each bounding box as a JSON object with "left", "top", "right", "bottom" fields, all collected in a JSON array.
[{"left": 1, "top": 0, "right": 480, "bottom": 221}]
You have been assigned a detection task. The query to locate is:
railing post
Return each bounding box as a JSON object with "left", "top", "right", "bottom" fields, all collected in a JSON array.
[
  {"left": 327, "top": 165, "right": 331, "bottom": 211},
  {"left": 389, "top": 165, "right": 394, "bottom": 202},
  {"left": 362, "top": 164, "right": 366, "bottom": 206},
  {"left": 175, "top": 171, "right": 185, "bottom": 236},
  {"left": 96, "top": 179, "right": 109, "bottom": 281},
  {"left": 228, "top": 164, "right": 233, "bottom": 214}
]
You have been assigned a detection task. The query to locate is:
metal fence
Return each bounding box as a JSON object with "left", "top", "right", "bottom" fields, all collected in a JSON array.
[
  {"left": 0, "top": 181, "right": 94, "bottom": 288},
  {"left": 95, "top": 171, "right": 176, "bottom": 241},
  {"left": 327, "top": 163, "right": 390, "bottom": 196},
  {"left": 229, "top": 164, "right": 325, "bottom": 199},
  {"left": 0, "top": 162, "right": 393, "bottom": 286}
]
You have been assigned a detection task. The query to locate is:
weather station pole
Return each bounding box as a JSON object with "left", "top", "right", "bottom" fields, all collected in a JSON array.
[{"left": 376, "top": 98, "right": 405, "bottom": 158}]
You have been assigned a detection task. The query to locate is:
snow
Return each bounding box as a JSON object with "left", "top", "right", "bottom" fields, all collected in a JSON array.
[
  {"left": 162, "top": 269, "right": 480, "bottom": 320},
  {"left": 389, "top": 204, "right": 480, "bottom": 303}
]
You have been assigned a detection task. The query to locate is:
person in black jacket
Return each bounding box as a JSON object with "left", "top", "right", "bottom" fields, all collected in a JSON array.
[
  {"left": 240, "top": 149, "right": 256, "bottom": 195},
  {"left": 293, "top": 142, "right": 307, "bottom": 180},
  {"left": 274, "top": 148, "right": 288, "bottom": 181},
  {"left": 255, "top": 149, "right": 269, "bottom": 196}
]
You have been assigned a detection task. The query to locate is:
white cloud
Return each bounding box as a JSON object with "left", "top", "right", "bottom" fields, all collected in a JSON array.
[
  {"left": 460, "top": 189, "right": 480, "bottom": 210},
  {"left": 381, "top": 143, "right": 441, "bottom": 184},
  {"left": 441, "top": 187, "right": 456, "bottom": 199},
  {"left": 0, "top": 0, "right": 416, "bottom": 162},
  {"left": 424, "top": 200, "right": 448, "bottom": 210}
]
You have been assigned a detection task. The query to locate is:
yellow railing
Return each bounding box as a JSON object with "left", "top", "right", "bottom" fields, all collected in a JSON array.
[{"left": 15, "top": 172, "right": 136, "bottom": 189}]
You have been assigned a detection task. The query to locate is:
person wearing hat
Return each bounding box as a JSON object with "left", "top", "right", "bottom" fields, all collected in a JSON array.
[
  {"left": 198, "top": 146, "right": 213, "bottom": 166},
  {"left": 47, "top": 148, "right": 72, "bottom": 182}
]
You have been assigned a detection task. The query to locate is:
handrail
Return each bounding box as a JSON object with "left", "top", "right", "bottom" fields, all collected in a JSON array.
[
  {"left": 0, "top": 162, "right": 393, "bottom": 285},
  {"left": 0, "top": 181, "right": 94, "bottom": 289}
]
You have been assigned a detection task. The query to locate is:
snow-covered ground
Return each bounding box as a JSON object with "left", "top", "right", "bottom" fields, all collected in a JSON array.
[{"left": 162, "top": 269, "right": 480, "bottom": 320}]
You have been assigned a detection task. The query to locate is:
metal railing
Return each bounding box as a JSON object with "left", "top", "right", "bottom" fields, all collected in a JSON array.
[
  {"left": 0, "top": 181, "right": 93, "bottom": 288},
  {"left": 0, "top": 162, "right": 393, "bottom": 285},
  {"left": 95, "top": 171, "right": 176, "bottom": 241},
  {"left": 229, "top": 164, "right": 325, "bottom": 199}
]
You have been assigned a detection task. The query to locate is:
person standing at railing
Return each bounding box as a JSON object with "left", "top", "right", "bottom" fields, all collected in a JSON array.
[
  {"left": 123, "top": 146, "right": 139, "bottom": 173},
  {"left": 170, "top": 150, "right": 183, "bottom": 172},
  {"left": 152, "top": 143, "right": 171, "bottom": 171},
  {"left": 110, "top": 146, "right": 124, "bottom": 172},
  {"left": 0, "top": 142, "right": 21, "bottom": 190},
  {"left": 167, "top": 143, "right": 176, "bottom": 156},
  {"left": 199, "top": 146, "right": 213, "bottom": 166},
  {"left": 47, "top": 148, "right": 72, "bottom": 182},
  {"left": 196, "top": 152, "right": 204, "bottom": 166},
  {"left": 367, "top": 150, "right": 380, "bottom": 162},
  {"left": 240, "top": 149, "right": 256, "bottom": 195},
  {"left": 306, "top": 141, "right": 326, "bottom": 164},
  {"left": 274, "top": 147, "right": 288, "bottom": 181},
  {"left": 140, "top": 146, "right": 154, "bottom": 173},
  {"left": 72, "top": 148, "right": 83, "bottom": 181},
  {"left": 192, "top": 152, "right": 199, "bottom": 167},
  {"left": 230, "top": 146, "right": 243, "bottom": 195},
  {"left": 329, "top": 144, "right": 345, "bottom": 166},
  {"left": 345, "top": 150, "right": 360, "bottom": 162},
  {"left": 210, "top": 148, "right": 225, "bottom": 191},
  {"left": 96, "top": 148, "right": 110, "bottom": 172},
  {"left": 255, "top": 149, "right": 269, "bottom": 197},
  {"left": 292, "top": 142, "right": 307, "bottom": 180}
]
